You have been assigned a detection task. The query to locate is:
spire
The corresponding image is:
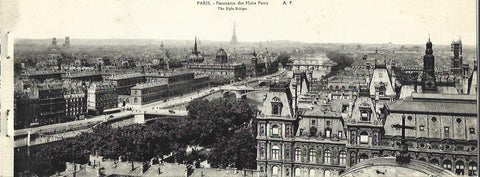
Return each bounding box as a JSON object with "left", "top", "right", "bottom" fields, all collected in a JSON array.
[
  {"left": 230, "top": 22, "right": 238, "bottom": 44},
  {"left": 194, "top": 37, "right": 198, "bottom": 54}
]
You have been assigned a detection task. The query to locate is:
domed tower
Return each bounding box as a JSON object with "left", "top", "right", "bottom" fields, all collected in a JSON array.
[
  {"left": 422, "top": 37, "right": 437, "bottom": 93},
  {"left": 216, "top": 47, "right": 228, "bottom": 63}
]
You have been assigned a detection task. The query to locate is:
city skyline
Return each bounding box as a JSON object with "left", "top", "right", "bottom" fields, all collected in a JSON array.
[{"left": 9, "top": 0, "right": 477, "bottom": 45}]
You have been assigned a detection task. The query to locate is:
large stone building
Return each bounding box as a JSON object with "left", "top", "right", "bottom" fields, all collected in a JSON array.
[
  {"left": 249, "top": 50, "right": 279, "bottom": 78},
  {"left": 105, "top": 73, "right": 145, "bottom": 95},
  {"left": 255, "top": 38, "right": 478, "bottom": 177},
  {"left": 383, "top": 93, "right": 477, "bottom": 176},
  {"left": 129, "top": 72, "right": 209, "bottom": 105},
  {"left": 186, "top": 47, "right": 247, "bottom": 80},
  {"left": 87, "top": 82, "right": 118, "bottom": 115}
]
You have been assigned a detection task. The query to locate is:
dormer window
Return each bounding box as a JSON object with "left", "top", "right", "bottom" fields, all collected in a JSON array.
[
  {"left": 360, "top": 111, "right": 370, "bottom": 121},
  {"left": 271, "top": 97, "right": 283, "bottom": 115}
]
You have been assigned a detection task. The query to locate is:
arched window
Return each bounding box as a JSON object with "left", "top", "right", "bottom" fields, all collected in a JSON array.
[
  {"left": 272, "top": 166, "right": 279, "bottom": 177},
  {"left": 329, "top": 85, "right": 333, "bottom": 90},
  {"left": 271, "top": 146, "right": 280, "bottom": 160},
  {"left": 468, "top": 162, "right": 477, "bottom": 176},
  {"left": 430, "top": 159, "right": 439, "bottom": 166},
  {"left": 335, "top": 85, "right": 339, "bottom": 90},
  {"left": 455, "top": 161, "right": 465, "bottom": 175},
  {"left": 324, "top": 150, "right": 331, "bottom": 164},
  {"left": 339, "top": 151, "right": 347, "bottom": 165},
  {"left": 134, "top": 97, "right": 138, "bottom": 103},
  {"left": 360, "top": 131, "right": 369, "bottom": 144},
  {"left": 443, "top": 160, "right": 452, "bottom": 170},
  {"left": 295, "top": 168, "right": 302, "bottom": 177},
  {"left": 294, "top": 148, "right": 302, "bottom": 161},
  {"left": 325, "top": 170, "right": 331, "bottom": 177},
  {"left": 309, "top": 169, "right": 316, "bottom": 177},
  {"left": 359, "top": 153, "right": 368, "bottom": 162},
  {"left": 309, "top": 149, "right": 316, "bottom": 162}
]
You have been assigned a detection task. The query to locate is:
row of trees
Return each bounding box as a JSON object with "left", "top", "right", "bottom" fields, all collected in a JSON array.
[
  {"left": 15, "top": 98, "right": 258, "bottom": 176},
  {"left": 324, "top": 51, "right": 354, "bottom": 78}
]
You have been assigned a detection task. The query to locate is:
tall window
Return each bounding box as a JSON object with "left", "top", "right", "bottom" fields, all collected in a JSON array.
[
  {"left": 455, "top": 161, "right": 465, "bottom": 175},
  {"left": 294, "top": 148, "right": 302, "bottom": 161},
  {"left": 309, "top": 149, "right": 316, "bottom": 162},
  {"left": 324, "top": 150, "right": 331, "bottom": 164},
  {"left": 259, "top": 144, "right": 265, "bottom": 157},
  {"left": 271, "top": 97, "right": 282, "bottom": 115},
  {"left": 309, "top": 169, "right": 316, "bottom": 177},
  {"left": 444, "top": 126, "right": 450, "bottom": 137},
  {"left": 260, "top": 124, "right": 265, "bottom": 136},
  {"left": 272, "top": 125, "right": 280, "bottom": 136},
  {"left": 443, "top": 160, "right": 452, "bottom": 170},
  {"left": 468, "top": 162, "right": 477, "bottom": 176},
  {"left": 325, "top": 128, "right": 332, "bottom": 138},
  {"left": 338, "top": 131, "right": 343, "bottom": 139},
  {"left": 272, "top": 146, "right": 280, "bottom": 160},
  {"left": 360, "top": 131, "right": 369, "bottom": 144},
  {"left": 272, "top": 166, "right": 279, "bottom": 177},
  {"left": 272, "top": 105, "right": 280, "bottom": 115},
  {"left": 295, "top": 168, "right": 302, "bottom": 177},
  {"left": 360, "top": 111, "right": 369, "bottom": 121},
  {"left": 339, "top": 151, "right": 347, "bottom": 165}
]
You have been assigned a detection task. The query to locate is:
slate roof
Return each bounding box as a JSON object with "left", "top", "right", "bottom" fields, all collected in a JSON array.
[{"left": 386, "top": 95, "right": 477, "bottom": 115}]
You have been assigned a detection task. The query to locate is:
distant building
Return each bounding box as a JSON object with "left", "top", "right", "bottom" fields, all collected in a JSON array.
[
  {"left": 185, "top": 37, "right": 204, "bottom": 63},
  {"left": 398, "top": 38, "right": 476, "bottom": 97},
  {"left": 286, "top": 54, "right": 335, "bottom": 79},
  {"left": 130, "top": 72, "right": 209, "bottom": 105},
  {"left": 64, "top": 36, "right": 70, "bottom": 47},
  {"left": 25, "top": 70, "right": 65, "bottom": 82},
  {"left": 105, "top": 73, "right": 145, "bottom": 95},
  {"left": 186, "top": 48, "right": 247, "bottom": 80},
  {"left": 62, "top": 72, "right": 104, "bottom": 82},
  {"left": 52, "top": 37, "right": 57, "bottom": 46},
  {"left": 87, "top": 82, "right": 118, "bottom": 115},
  {"left": 248, "top": 50, "right": 279, "bottom": 77},
  {"left": 63, "top": 82, "right": 88, "bottom": 121}
]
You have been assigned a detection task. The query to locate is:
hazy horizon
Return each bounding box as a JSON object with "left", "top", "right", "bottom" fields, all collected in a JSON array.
[{"left": 7, "top": 0, "right": 477, "bottom": 45}]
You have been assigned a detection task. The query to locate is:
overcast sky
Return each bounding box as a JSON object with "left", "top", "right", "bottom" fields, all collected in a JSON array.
[{"left": 10, "top": 0, "right": 477, "bottom": 45}]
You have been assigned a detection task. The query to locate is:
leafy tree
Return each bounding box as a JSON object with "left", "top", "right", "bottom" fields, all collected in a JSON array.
[
  {"left": 324, "top": 51, "right": 354, "bottom": 78},
  {"left": 186, "top": 98, "right": 255, "bottom": 147},
  {"left": 208, "top": 127, "right": 257, "bottom": 169},
  {"left": 276, "top": 52, "right": 292, "bottom": 67}
]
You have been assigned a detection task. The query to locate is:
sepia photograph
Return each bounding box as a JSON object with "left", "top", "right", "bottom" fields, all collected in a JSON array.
[{"left": 0, "top": 0, "right": 478, "bottom": 176}]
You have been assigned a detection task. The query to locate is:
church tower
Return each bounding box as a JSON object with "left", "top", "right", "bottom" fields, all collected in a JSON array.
[
  {"left": 230, "top": 22, "right": 238, "bottom": 44},
  {"left": 450, "top": 38, "right": 463, "bottom": 75},
  {"left": 421, "top": 37, "right": 437, "bottom": 93},
  {"left": 251, "top": 50, "right": 258, "bottom": 77}
]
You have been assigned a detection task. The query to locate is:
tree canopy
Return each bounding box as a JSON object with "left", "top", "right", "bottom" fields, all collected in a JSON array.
[{"left": 16, "top": 98, "right": 258, "bottom": 176}]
